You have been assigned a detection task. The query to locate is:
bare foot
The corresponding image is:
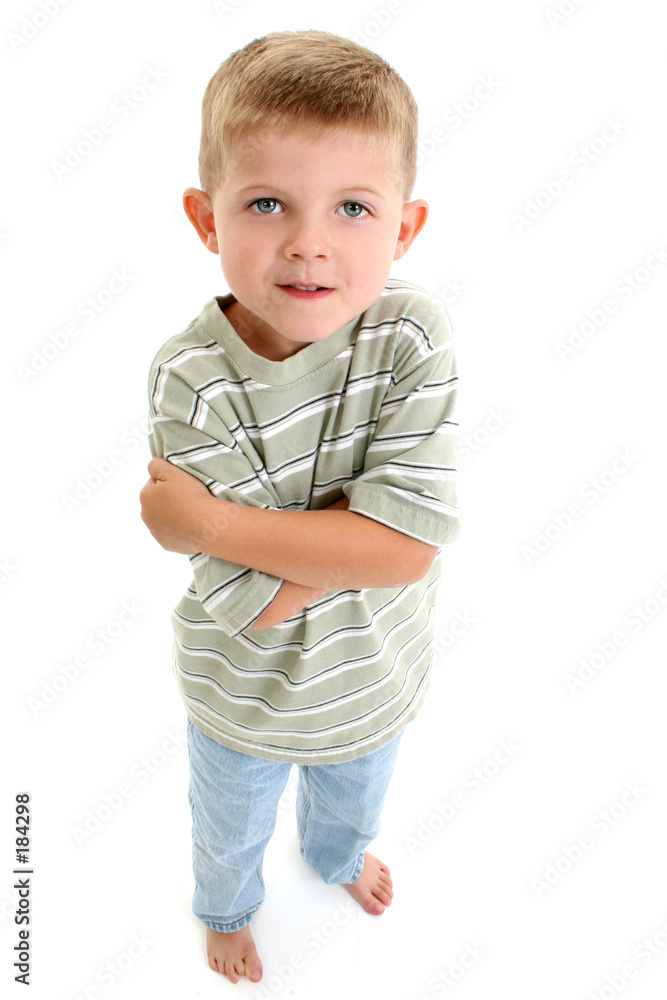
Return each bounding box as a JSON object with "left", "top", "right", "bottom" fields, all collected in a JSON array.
[
  {"left": 206, "top": 924, "right": 263, "bottom": 984},
  {"left": 341, "top": 851, "right": 393, "bottom": 915}
]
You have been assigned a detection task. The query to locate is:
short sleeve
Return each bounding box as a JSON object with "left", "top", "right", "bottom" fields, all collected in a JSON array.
[
  {"left": 342, "top": 308, "right": 461, "bottom": 548},
  {"left": 148, "top": 358, "right": 283, "bottom": 637}
]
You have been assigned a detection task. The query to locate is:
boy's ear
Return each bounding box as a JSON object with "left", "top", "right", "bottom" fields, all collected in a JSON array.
[
  {"left": 183, "top": 188, "right": 219, "bottom": 254},
  {"left": 393, "top": 199, "right": 429, "bottom": 260}
]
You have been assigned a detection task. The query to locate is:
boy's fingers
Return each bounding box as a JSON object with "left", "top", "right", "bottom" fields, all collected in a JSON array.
[{"left": 147, "top": 457, "right": 170, "bottom": 479}]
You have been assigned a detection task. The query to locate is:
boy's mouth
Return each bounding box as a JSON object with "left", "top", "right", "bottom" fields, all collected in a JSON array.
[
  {"left": 278, "top": 284, "right": 334, "bottom": 300},
  {"left": 280, "top": 283, "right": 330, "bottom": 291}
]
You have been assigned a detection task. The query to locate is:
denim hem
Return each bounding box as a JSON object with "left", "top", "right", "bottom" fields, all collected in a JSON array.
[
  {"left": 199, "top": 905, "right": 259, "bottom": 934},
  {"left": 336, "top": 850, "right": 365, "bottom": 886}
]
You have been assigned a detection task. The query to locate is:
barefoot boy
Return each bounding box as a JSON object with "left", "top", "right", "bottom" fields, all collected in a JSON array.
[{"left": 140, "top": 29, "right": 461, "bottom": 984}]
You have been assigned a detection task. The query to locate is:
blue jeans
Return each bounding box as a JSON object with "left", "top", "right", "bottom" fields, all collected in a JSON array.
[{"left": 186, "top": 719, "right": 404, "bottom": 933}]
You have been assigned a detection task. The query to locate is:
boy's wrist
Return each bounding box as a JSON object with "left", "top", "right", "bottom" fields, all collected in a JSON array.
[
  {"left": 248, "top": 579, "right": 330, "bottom": 630},
  {"left": 195, "top": 493, "right": 242, "bottom": 554}
]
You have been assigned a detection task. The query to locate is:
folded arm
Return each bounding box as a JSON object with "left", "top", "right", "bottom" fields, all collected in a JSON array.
[
  {"left": 197, "top": 495, "right": 436, "bottom": 591},
  {"left": 141, "top": 456, "right": 437, "bottom": 593}
]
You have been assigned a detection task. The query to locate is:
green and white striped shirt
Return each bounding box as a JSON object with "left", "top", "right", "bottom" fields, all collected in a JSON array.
[{"left": 147, "top": 278, "right": 461, "bottom": 763}]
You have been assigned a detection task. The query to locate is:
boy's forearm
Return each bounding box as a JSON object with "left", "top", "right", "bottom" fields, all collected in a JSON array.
[
  {"left": 195, "top": 492, "right": 435, "bottom": 590},
  {"left": 248, "top": 495, "right": 348, "bottom": 629}
]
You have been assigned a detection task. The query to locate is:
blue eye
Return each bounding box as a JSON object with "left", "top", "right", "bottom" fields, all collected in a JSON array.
[
  {"left": 251, "top": 198, "right": 282, "bottom": 214},
  {"left": 339, "top": 202, "right": 368, "bottom": 218}
]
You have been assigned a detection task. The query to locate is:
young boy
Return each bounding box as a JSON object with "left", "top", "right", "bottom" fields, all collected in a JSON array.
[{"left": 139, "top": 29, "right": 461, "bottom": 985}]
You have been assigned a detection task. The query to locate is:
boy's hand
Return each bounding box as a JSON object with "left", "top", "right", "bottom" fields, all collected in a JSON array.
[{"left": 140, "top": 457, "right": 215, "bottom": 554}]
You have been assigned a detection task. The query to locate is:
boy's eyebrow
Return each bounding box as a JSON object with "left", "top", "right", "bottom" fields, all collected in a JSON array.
[
  {"left": 337, "top": 187, "right": 387, "bottom": 199},
  {"left": 235, "top": 184, "right": 387, "bottom": 199}
]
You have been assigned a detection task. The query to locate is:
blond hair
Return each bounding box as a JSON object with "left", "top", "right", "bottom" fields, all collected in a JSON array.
[{"left": 197, "top": 29, "right": 418, "bottom": 202}]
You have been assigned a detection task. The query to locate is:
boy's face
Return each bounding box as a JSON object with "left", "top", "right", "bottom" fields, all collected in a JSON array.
[{"left": 184, "top": 125, "right": 428, "bottom": 361}]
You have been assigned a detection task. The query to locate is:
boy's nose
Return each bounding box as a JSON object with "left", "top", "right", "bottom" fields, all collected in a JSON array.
[{"left": 283, "top": 221, "right": 331, "bottom": 260}]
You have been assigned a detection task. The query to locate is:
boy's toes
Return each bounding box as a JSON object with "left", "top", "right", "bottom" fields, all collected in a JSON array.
[
  {"left": 375, "top": 885, "right": 393, "bottom": 906},
  {"left": 246, "top": 955, "right": 263, "bottom": 982},
  {"left": 223, "top": 960, "right": 240, "bottom": 984}
]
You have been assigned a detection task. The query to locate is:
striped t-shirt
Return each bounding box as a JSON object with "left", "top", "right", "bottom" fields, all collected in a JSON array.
[{"left": 147, "top": 278, "right": 461, "bottom": 764}]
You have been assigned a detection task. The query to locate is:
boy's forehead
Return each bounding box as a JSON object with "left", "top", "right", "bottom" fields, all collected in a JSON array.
[{"left": 224, "top": 125, "right": 403, "bottom": 195}]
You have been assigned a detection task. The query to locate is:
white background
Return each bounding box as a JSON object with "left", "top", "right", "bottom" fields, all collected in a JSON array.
[{"left": 2, "top": 1, "right": 666, "bottom": 997}]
